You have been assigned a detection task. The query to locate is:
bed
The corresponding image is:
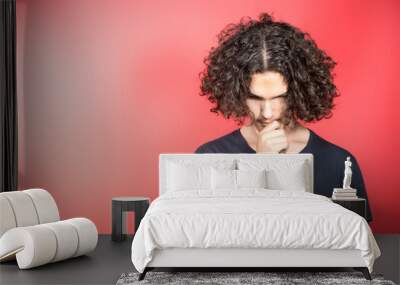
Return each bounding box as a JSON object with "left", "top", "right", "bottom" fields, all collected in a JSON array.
[{"left": 131, "top": 154, "right": 381, "bottom": 281}]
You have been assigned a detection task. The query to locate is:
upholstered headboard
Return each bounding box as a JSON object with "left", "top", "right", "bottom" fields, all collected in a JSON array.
[{"left": 159, "top": 153, "right": 313, "bottom": 195}]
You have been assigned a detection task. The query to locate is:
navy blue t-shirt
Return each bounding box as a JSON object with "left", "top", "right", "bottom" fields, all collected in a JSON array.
[{"left": 195, "top": 128, "right": 372, "bottom": 222}]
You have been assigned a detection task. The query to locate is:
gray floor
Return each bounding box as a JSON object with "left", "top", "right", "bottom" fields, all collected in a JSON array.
[
  {"left": 374, "top": 234, "right": 400, "bottom": 284},
  {"left": 0, "top": 234, "right": 399, "bottom": 285},
  {"left": 0, "top": 235, "right": 134, "bottom": 285}
]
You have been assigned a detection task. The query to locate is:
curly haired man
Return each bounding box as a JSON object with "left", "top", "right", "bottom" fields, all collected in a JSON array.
[{"left": 195, "top": 13, "right": 372, "bottom": 222}]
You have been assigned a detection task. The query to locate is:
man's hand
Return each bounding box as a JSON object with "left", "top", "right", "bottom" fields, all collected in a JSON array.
[{"left": 255, "top": 121, "right": 288, "bottom": 153}]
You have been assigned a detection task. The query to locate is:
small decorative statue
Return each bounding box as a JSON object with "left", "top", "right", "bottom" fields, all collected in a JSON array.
[{"left": 342, "top": 156, "right": 353, "bottom": 189}]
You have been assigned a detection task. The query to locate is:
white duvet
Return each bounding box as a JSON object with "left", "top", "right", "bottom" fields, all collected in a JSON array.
[{"left": 131, "top": 189, "right": 380, "bottom": 273}]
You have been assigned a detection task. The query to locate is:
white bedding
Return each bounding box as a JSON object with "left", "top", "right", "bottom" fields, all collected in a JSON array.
[{"left": 131, "top": 189, "right": 380, "bottom": 273}]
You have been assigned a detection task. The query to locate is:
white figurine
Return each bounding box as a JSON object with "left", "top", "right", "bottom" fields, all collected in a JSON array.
[{"left": 342, "top": 156, "right": 353, "bottom": 189}]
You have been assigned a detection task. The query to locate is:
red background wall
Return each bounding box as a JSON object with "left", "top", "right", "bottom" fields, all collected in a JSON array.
[{"left": 16, "top": 0, "right": 400, "bottom": 233}]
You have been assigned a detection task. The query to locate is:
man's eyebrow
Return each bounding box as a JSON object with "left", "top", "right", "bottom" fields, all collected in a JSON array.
[{"left": 248, "top": 92, "right": 287, "bottom": 99}]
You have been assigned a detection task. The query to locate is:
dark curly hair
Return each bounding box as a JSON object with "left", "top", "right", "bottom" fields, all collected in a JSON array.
[{"left": 199, "top": 12, "right": 339, "bottom": 126}]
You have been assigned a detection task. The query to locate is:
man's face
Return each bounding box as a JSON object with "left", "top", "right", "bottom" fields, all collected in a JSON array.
[{"left": 246, "top": 71, "right": 288, "bottom": 131}]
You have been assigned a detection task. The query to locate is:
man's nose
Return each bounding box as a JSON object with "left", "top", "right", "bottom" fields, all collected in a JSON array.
[{"left": 261, "top": 101, "right": 273, "bottom": 119}]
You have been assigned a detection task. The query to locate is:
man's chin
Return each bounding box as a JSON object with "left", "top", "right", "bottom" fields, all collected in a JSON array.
[
  {"left": 255, "top": 124, "right": 265, "bottom": 131},
  {"left": 254, "top": 120, "right": 275, "bottom": 130}
]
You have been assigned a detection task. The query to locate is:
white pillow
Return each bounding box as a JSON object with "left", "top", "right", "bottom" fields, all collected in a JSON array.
[
  {"left": 236, "top": 169, "right": 268, "bottom": 188},
  {"left": 211, "top": 168, "right": 268, "bottom": 190},
  {"left": 266, "top": 168, "right": 306, "bottom": 191},
  {"left": 167, "top": 162, "right": 211, "bottom": 191},
  {"left": 211, "top": 168, "right": 237, "bottom": 190},
  {"left": 237, "top": 158, "right": 309, "bottom": 192}
]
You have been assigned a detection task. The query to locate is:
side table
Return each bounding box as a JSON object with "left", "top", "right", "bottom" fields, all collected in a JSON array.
[
  {"left": 331, "top": 198, "right": 366, "bottom": 219},
  {"left": 112, "top": 196, "right": 150, "bottom": 242}
]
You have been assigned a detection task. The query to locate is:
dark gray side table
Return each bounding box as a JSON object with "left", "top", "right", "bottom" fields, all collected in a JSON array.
[
  {"left": 331, "top": 198, "right": 366, "bottom": 219},
  {"left": 112, "top": 197, "right": 150, "bottom": 242}
]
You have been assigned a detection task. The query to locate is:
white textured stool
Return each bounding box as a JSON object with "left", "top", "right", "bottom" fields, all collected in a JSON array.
[{"left": 0, "top": 189, "right": 98, "bottom": 269}]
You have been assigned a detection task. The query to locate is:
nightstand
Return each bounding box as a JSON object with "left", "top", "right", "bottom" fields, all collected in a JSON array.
[
  {"left": 331, "top": 198, "right": 366, "bottom": 219},
  {"left": 111, "top": 197, "right": 150, "bottom": 242}
]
